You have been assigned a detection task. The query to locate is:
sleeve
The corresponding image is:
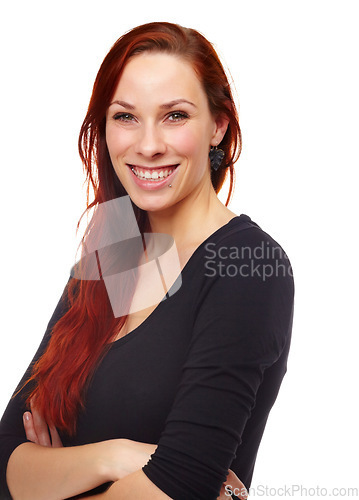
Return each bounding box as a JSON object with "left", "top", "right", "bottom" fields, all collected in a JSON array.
[
  {"left": 0, "top": 276, "right": 73, "bottom": 500},
  {"left": 142, "top": 229, "right": 295, "bottom": 500}
]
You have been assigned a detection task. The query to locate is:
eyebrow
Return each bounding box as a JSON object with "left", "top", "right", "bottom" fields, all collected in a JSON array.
[
  {"left": 109, "top": 99, "right": 197, "bottom": 109},
  {"left": 109, "top": 100, "right": 135, "bottom": 109},
  {"left": 160, "top": 99, "right": 197, "bottom": 109}
]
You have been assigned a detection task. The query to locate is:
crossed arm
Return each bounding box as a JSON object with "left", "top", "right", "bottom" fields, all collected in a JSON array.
[{"left": 6, "top": 407, "right": 247, "bottom": 500}]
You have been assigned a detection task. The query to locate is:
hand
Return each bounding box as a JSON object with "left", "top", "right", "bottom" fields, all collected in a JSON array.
[
  {"left": 22, "top": 406, "right": 155, "bottom": 481},
  {"left": 217, "top": 469, "right": 248, "bottom": 499},
  {"left": 22, "top": 408, "right": 246, "bottom": 499},
  {"left": 23, "top": 400, "right": 63, "bottom": 447}
]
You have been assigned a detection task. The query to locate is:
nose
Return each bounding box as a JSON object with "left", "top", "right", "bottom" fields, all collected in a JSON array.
[{"left": 134, "top": 122, "right": 166, "bottom": 158}]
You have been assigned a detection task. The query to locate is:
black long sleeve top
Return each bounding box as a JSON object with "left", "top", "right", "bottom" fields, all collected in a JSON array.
[{"left": 0, "top": 214, "right": 294, "bottom": 499}]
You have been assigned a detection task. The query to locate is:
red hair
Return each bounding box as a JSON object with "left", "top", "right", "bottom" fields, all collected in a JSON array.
[{"left": 21, "top": 22, "right": 242, "bottom": 435}]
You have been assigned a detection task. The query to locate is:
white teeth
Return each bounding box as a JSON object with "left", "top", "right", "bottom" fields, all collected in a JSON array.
[{"left": 131, "top": 166, "right": 176, "bottom": 181}]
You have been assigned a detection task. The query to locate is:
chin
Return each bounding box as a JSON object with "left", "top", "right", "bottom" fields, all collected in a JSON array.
[{"left": 128, "top": 194, "right": 171, "bottom": 214}]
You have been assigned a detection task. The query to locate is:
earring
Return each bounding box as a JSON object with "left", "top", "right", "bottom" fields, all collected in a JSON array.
[{"left": 209, "top": 146, "right": 225, "bottom": 171}]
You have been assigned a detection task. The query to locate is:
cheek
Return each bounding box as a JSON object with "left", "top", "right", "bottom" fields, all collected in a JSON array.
[
  {"left": 105, "top": 128, "right": 131, "bottom": 185},
  {"left": 106, "top": 126, "right": 132, "bottom": 160},
  {"left": 170, "top": 127, "right": 207, "bottom": 160}
]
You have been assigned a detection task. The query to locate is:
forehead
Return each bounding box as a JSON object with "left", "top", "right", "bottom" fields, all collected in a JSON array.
[{"left": 112, "top": 52, "right": 206, "bottom": 105}]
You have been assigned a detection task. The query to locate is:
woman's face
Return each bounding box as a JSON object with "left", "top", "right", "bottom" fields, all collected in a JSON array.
[{"left": 105, "top": 52, "right": 227, "bottom": 213}]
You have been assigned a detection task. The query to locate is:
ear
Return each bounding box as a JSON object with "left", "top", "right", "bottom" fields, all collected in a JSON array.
[{"left": 211, "top": 113, "right": 229, "bottom": 147}]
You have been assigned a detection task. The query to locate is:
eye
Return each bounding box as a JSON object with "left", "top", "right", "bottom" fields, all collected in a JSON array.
[
  {"left": 167, "top": 111, "right": 189, "bottom": 122},
  {"left": 113, "top": 113, "right": 135, "bottom": 122}
]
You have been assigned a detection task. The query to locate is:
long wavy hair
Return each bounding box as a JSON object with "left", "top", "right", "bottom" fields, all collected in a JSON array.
[{"left": 22, "top": 22, "right": 242, "bottom": 436}]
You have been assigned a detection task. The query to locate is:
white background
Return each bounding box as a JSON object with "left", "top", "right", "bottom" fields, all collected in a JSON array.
[{"left": 0, "top": 1, "right": 358, "bottom": 498}]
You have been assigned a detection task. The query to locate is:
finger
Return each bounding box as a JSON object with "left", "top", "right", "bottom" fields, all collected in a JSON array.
[
  {"left": 220, "top": 484, "right": 247, "bottom": 500},
  {"left": 224, "top": 470, "right": 248, "bottom": 499},
  {"left": 217, "top": 483, "right": 231, "bottom": 499},
  {"left": 30, "top": 402, "right": 52, "bottom": 447},
  {"left": 217, "top": 473, "right": 247, "bottom": 500},
  {"left": 49, "top": 424, "right": 63, "bottom": 448},
  {"left": 23, "top": 412, "right": 39, "bottom": 444}
]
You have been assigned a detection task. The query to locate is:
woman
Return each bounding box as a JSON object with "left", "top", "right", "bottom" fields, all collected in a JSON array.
[{"left": 0, "top": 22, "right": 294, "bottom": 500}]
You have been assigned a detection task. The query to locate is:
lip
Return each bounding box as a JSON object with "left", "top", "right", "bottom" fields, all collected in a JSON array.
[
  {"left": 129, "top": 164, "right": 177, "bottom": 170},
  {"left": 127, "top": 163, "right": 179, "bottom": 191}
]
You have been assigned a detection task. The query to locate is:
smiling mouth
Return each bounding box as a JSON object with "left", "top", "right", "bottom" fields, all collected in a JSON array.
[{"left": 128, "top": 164, "right": 179, "bottom": 181}]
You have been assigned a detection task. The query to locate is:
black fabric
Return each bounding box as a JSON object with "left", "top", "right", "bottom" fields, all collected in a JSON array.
[{"left": 0, "top": 214, "right": 294, "bottom": 500}]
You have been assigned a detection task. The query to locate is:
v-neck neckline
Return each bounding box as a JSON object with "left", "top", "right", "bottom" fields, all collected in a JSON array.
[{"left": 110, "top": 215, "right": 247, "bottom": 348}]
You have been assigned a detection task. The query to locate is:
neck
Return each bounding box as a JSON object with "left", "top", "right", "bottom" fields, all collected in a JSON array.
[{"left": 146, "top": 183, "right": 236, "bottom": 252}]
